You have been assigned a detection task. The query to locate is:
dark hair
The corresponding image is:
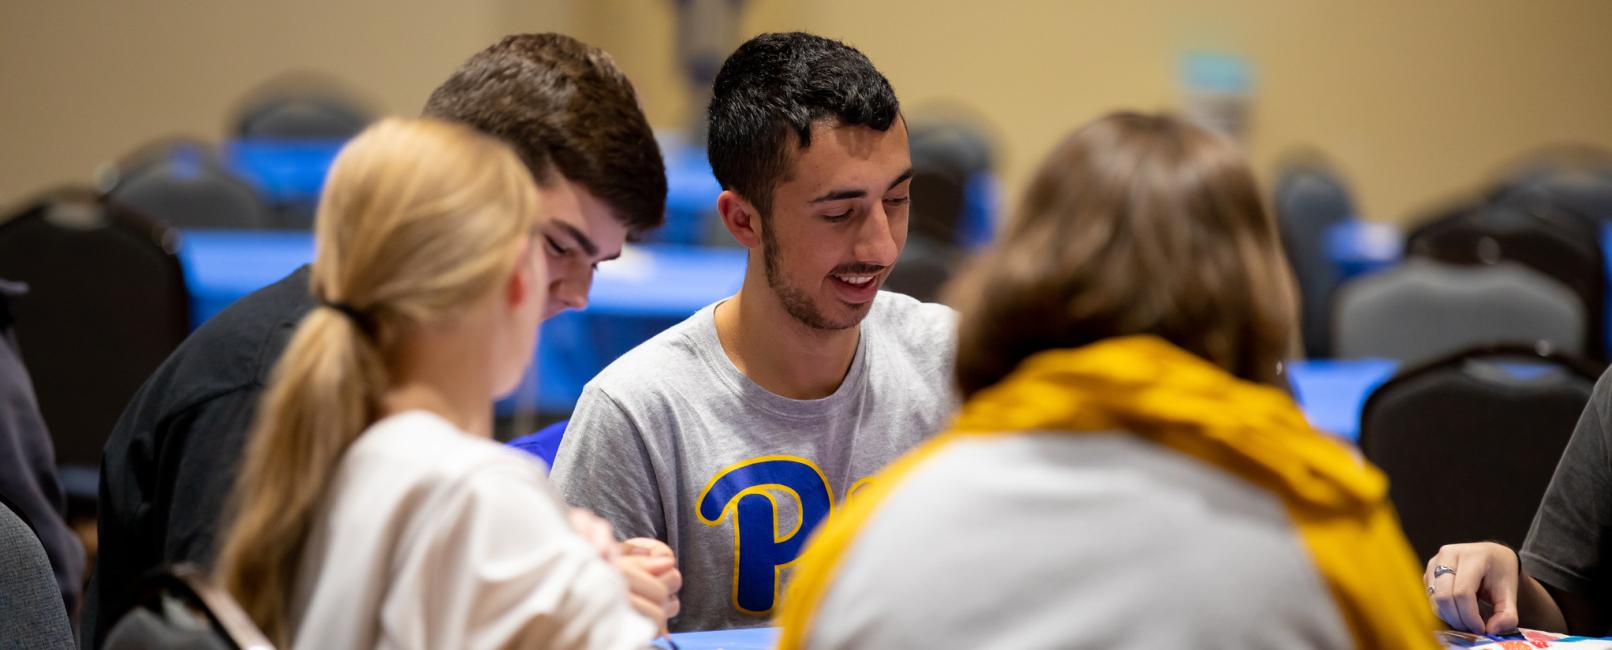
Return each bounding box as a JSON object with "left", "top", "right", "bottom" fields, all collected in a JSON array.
[
  {"left": 706, "top": 32, "right": 900, "bottom": 217},
  {"left": 423, "top": 33, "right": 667, "bottom": 235},
  {"left": 949, "top": 112, "right": 1298, "bottom": 397}
]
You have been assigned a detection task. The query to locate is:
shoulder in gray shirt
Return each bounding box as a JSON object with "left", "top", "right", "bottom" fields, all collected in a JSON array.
[
  {"left": 806, "top": 433, "right": 1353, "bottom": 649},
  {"left": 550, "top": 291, "right": 957, "bottom": 631}
]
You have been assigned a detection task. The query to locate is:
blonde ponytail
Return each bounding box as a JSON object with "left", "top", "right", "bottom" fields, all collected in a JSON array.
[{"left": 213, "top": 118, "right": 541, "bottom": 645}]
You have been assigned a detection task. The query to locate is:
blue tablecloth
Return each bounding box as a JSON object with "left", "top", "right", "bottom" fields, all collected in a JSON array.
[
  {"left": 1288, "top": 358, "right": 1398, "bottom": 442},
  {"left": 178, "top": 230, "right": 746, "bottom": 413},
  {"left": 654, "top": 627, "right": 778, "bottom": 649}
]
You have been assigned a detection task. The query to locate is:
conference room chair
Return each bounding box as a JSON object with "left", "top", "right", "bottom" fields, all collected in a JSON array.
[
  {"left": 1332, "top": 259, "right": 1585, "bottom": 364},
  {"left": 1406, "top": 194, "right": 1605, "bottom": 359},
  {"left": 103, "top": 139, "right": 273, "bottom": 230},
  {"left": 1359, "top": 344, "right": 1601, "bottom": 564},
  {"left": 104, "top": 563, "right": 274, "bottom": 650},
  {"left": 1273, "top": 159, "right": 1358, "bottom": 358},
  {"left": 0, "top": 498, "right": 76, "bottom": 650},
  {"left": 234, "top": 93, "right": 370, "bottom": 140},
  {"left": 0, "top": 188, "right": 191, "bottom": 482}
]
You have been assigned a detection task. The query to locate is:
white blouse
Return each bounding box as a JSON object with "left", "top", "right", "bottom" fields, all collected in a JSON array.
[{"left": 287, "top": 410, "right": 655, "bottom": 649}]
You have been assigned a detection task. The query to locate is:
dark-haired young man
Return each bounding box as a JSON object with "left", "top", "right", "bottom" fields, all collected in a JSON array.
[
  {"left": 85, "top": 34, "right": 675, "bottom": 646},
  {"left": 551, "top": 32, "right": 957, "bottom": 631}
]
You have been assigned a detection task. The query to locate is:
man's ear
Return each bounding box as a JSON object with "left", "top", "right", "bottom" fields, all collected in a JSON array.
[{"left": 717, "top": 190, "right": 764, "bottom": 250}]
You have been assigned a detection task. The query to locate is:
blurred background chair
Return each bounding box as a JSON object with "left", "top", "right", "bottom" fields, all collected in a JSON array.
[
  {"left": 225, "top": 76, "right": 372, "bottom": 230},
  {"left": 0, "top": 497, "right": 76, "bottom": 650},
  {"left": 232, "top": 86, "right": 371, "bottom": 141},
  {"left": 1273, "top": 158, "right": 1359, "bottom": 358},
  {"left": 1406, "top": 190, "right": 1606, "bottom": 360},
  {"left": 104, "top": 563, "right": 273, "bottom": 650},
  {"left": 1359, "top": 344, "right": 1602, "bottom": 563},
  {"left": 0, "top": 188, "right": 191, "bottom": 498},
  {"left": 884, "top": 118, "right": 996, "bottom": 303},
  {"left": 102, "top": 139, "right": 273, "bottom": 230},
  {"left": 1332, "top": 259, "right": 1585, "bottom": 364}
]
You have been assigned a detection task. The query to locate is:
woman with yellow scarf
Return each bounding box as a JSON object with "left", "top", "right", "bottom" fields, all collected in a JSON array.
[{"left": 774, "top": 112, "right": 1440, "bottom": 649}]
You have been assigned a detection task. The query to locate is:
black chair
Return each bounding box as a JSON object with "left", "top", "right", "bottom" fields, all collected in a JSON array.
[
  {"left": 1406, "top": 192, "right": 1606, "bottom": 360},
  {"left": 1359, "top": 344, "right": 1603, "bottom": 564},
  {"left": 0, "top": 188, "right": 191, "bottom": 476},
  {"left": 884, "top": 121, "right": 992, "bottom": 303},
  {"left": 1273, "top": 159, "right": 1358, "bottom": 358},
  {"left": 1491, "top": 145, "right": 1612, "bottom": 223},
  {"left": 233, "top": 92, "right": 369, "bottom": 140},
  {"left": 103, "top": 138, "right": 272, "bottom": 230},
  {"left": 104, "top": 563, "right": 274, "bottom": 650},
  {"left": 0, "top": 497, "right": 75, "bottom": 650}
]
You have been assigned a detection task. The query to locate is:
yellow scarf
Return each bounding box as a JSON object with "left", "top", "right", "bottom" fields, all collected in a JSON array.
[{"left": 777, "top": 335, "right": 1438, "bottom": 649}]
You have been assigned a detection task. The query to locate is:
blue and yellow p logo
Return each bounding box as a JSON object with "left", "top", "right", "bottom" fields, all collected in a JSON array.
[{"left": 696, "top": 456, "right": 834, "bottom": 616}]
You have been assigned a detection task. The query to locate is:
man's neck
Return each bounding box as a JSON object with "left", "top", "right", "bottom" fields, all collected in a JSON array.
[{"left": 714, "top": 283, "right": 862, "bottom": 401}]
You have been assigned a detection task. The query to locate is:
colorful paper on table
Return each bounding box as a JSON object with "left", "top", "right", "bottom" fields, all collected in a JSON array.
[
  {"left": 1440, "top": 628, "right": 1612, "bottom": 648},
  {"left": 653, "top": 627, "right": 779, "bottom": 650}
]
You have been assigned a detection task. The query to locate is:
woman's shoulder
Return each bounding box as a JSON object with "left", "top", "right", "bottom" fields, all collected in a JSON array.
[
  {"left": 806, "top": 431, "right": 1351, "bottom": 648},
  {"left": 342, "top": 410, "right": 550, "bottom": 494}
]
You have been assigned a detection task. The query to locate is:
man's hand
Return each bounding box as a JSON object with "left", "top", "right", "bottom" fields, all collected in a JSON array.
[
  {"left": 1427, "top": 542, "right": 1520, "bottom": 635},
  {"left": 614, "top": 538, "right": 682, "bottom": 633}
]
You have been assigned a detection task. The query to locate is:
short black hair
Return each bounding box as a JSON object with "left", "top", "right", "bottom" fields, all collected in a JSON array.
[
  {"left": 423, "top": 33, "right": 667, "bottom": 236},
  {"left": 706, "top": 32, "right": 900, "bottom": 218}
]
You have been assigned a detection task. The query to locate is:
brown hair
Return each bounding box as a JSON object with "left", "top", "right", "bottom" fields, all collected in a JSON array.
[
  {"left": 213, "top": 118, "right": 540, "bottom": 645},
  {"left": 950, "top": 112, "right": 1297, "bottom": 397},
  {"left": 423, "top": 33, "right": 666, "bottom": 236}
]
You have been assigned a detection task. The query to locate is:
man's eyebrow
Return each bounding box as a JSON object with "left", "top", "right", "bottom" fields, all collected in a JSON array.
[
  {"left": 806, "top": 168, "right": 918, "bottom": 204},
  {"left": 808, "top": 188, "right": 867, "bottom": 204},
  {"left": 550, "top": 221, "right": 599, "bottom": 257},
  {"left": 888, "top": 168, "right": 915, "bottom": 190}
]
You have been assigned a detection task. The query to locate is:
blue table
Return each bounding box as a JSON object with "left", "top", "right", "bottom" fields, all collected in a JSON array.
[
  {"left": 1287, "top": 358, "right": 1398, "bottom": 442},
  {"left": 655, "top": 627, "right": 778, "bottom": 649},
  {"left": 178, "top": 230, "right": 746, "bottom": 413}
]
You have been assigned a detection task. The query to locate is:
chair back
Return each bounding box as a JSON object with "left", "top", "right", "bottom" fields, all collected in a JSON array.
[
  {"left": 104, "top": 563, "right": 274, "bottom": 650},
  {"left": 1274, "top": 162, "right": 1357, "bottom": 357},
  {"left": 1333, "top": 259, "right": 1585, "bottom": 364},
  {"left": 0, "top": 188, "right": 191, "bottom": 470},
  {"left": 0, "top": 498, "right": 75, "bottom": 649},
  {"left": 105, "top": 139, "right": 272, "bottom": 230},
  {"left": 1407, "top": 195, "right": 1605, "bottom": 359},
  {"left": 234, "top": 95, "right": 369, "bottom": 140},
  {"left": 1359, "top": 344, "right": 1602, "bottom": 563}
]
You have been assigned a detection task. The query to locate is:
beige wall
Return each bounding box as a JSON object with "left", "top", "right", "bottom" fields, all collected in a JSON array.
[
  {"left": 5, "top": 1, "right": 1612, "bottom": 222},
  {"left": 0, "top": 0, "right": 569, "bottom": 211}
]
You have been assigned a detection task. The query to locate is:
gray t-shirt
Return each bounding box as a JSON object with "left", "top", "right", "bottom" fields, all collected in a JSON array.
[
  {"left": 806, "top": 433, "right": 1353, "bottom": 649},
  {"left": 550, "top": 291, "right": 957, "bottom": 632},
  {"left": 1522, "top": 367, "right": 1612, "bottom": 608}
]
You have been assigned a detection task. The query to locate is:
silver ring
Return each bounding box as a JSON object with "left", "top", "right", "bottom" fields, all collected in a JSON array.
[
  {"left": 1434, "top": 565, "right": 1456, "bottom": 579},
  {"left": 1427, "top": 585, "right": 1435, "bottom": 595}
]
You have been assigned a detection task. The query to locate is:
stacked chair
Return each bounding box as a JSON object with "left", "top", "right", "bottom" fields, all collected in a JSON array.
[
  {"left": 885, "top": 120, "right": 994, "bottom": 303},
  {"left": 0, "top": 188, "right": 191, "bottom": 499},
  {"left": 102, "top": 138, "right": 273, "bottom": 230},
  {"left": 1274, "top": 159, "right": 1358, "bottom": 358},
  {"left": 1359, "top": 345, "right": 1602, "bottom": 563}
]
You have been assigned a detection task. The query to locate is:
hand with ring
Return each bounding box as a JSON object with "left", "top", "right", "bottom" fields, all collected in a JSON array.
[{"left": 1424, "top": 543, "right": 1519, "bottom": 634}]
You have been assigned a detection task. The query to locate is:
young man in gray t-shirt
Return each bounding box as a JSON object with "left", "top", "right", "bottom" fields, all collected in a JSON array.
[{"left": 550, "top": 32, "right": 957, "bottom": 632}]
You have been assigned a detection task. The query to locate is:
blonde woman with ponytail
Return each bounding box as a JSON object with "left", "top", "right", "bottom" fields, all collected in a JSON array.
[{"left": 214, "top": 118, "right": 664, "bottom": 649}]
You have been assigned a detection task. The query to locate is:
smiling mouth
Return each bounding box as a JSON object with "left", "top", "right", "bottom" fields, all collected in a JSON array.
[{"left": 831, "top": 272, "right": 878, "bottom": 286}]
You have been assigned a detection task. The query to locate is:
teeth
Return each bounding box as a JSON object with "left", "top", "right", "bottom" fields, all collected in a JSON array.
[{"left": 834, "top": 274, "right": 875, "bottom": 286}]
